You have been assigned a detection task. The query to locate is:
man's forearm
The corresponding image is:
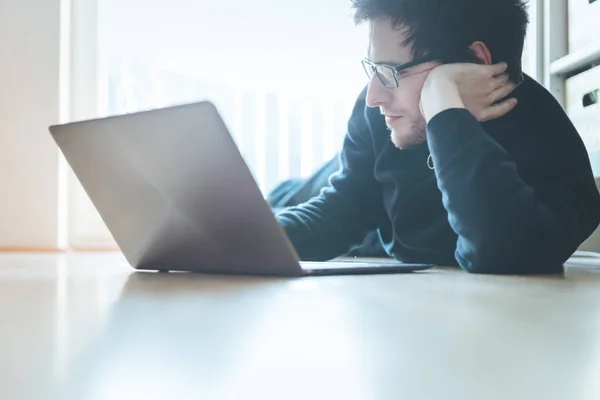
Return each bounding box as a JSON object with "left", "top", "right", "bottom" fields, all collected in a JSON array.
[{"left": 276, "top": 191, "right": 379, "bottom": 261}]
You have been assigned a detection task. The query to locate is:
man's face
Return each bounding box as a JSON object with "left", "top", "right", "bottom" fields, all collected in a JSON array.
[{"left": 365, "top": 17, "right": 439, "bottom": 149}]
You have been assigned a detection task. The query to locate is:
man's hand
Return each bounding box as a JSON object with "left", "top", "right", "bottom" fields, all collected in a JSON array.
[{"left": 419, "top": 62, "right": 519, "bottom": 123}]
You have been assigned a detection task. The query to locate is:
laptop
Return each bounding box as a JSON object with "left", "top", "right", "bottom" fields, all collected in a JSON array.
[{"left": 49, "top": 101, "right": 435, "bottom": 276}]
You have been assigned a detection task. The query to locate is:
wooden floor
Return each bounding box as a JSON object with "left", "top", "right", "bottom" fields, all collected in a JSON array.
[{"left": 2, "top": 252, "right": 600, "bottom": 400}]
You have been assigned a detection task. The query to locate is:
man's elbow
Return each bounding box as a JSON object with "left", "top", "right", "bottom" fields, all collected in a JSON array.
[
  {"left": 455, "top": 240, "right": 566, "bottom": 275},
  {"left": 458, "top": 254, "right": 565, "bottom": 275},
  {"left": 456, "top": 192, "right": 600, "bottom": 275}
]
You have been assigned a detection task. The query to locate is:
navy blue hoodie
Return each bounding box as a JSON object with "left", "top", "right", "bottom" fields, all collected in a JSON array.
[{"left": 275, "top": 75, "right": 600, "bottom": 274}]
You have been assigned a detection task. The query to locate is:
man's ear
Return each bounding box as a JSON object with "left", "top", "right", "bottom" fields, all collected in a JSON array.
[{"left": 469, "top": 41, "right": 492, "bottom": 65}]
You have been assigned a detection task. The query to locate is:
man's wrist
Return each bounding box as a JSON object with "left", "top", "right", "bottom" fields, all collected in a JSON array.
[{"left": 420, "top": 76, "right": 465, "bottom": 123}]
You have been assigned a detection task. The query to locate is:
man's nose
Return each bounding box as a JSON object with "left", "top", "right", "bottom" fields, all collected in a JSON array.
[{"left": 365, "top": 74, "right": 392, "bottom": 108}]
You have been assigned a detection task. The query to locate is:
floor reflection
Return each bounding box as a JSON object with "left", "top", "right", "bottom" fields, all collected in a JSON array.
[
  {"left": 61, "top": 271, "right": 375, "bottom": 400},
  {"left": 61, "top": 271, "right": 288, "bottom": 399}
]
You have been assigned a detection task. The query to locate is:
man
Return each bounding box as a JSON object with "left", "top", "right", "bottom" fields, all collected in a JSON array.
[{"left": 274, "top": 0, "right": 600, "bottom": 274}]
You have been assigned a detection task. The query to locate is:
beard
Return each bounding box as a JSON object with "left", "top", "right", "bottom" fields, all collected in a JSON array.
[{"left": 388, "top": 116, "right": 427, "bottom": 150}]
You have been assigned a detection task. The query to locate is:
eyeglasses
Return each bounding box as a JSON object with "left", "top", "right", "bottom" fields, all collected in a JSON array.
[{"left": 361, "top": 56, "right": 439, "bottom": 88}]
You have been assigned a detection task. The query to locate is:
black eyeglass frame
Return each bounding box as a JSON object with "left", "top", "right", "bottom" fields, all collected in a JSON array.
[{"left": 361, "top": 55, "right": 439, "bottom": 88}]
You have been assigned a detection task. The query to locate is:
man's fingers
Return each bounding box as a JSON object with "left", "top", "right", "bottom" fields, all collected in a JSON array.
[
  {"left": 479, "top": 98, "right": 518, "bottom": 121},
  {"left": 493, "top": 73, "right": 511, "bottom": 89},
  {"left": 491, "top": 79, "right": 518, "bottom": 102}
]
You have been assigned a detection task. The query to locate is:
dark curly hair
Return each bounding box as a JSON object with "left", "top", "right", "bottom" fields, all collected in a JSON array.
[{"left": 352, "top": 0, "right": 529, "bottom": 82}]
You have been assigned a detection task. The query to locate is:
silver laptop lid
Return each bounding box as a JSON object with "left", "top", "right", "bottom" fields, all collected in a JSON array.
[{"left": 49, "top": 101, "right": 303, "bottom": 275}]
